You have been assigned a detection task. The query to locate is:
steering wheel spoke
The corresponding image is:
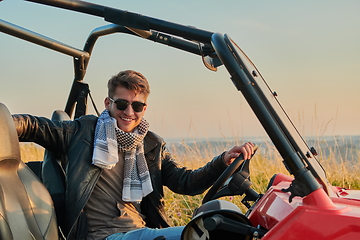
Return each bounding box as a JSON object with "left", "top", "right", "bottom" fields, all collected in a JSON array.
[{"left": 202, "top": 146, "right": 258, "bottom": 204}]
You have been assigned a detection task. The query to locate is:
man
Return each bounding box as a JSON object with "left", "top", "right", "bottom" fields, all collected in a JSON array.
[{"left": 13, "top": 70, "right": 254, "bottom": 240}]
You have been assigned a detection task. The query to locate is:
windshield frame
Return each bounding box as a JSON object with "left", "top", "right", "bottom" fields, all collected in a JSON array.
[{"left": 211, "top": 33, "right": 334, "bottom": 197}]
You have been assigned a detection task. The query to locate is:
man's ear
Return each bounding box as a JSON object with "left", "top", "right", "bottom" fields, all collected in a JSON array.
[
  {"left": 104, "top": 97, "right": 111, "bottom": 110},
  {"left": 143, "top": 104, "right": 148, "bottom": 113}
]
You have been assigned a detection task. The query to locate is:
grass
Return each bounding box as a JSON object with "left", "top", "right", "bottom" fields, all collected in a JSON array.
[
  {"left": 163, "top": 136, "right": 360, "bottom": 225},
  {"left": 20, "top": 143, "right": 45, "bottom": 162},
  {"left": 19, "top": 136, "right": 360, "bottom": 226}
]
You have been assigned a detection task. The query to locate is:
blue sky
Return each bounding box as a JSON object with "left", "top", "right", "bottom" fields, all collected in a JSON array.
[{"left": 1, "top": 0, "right": 359, "bottom": 141}]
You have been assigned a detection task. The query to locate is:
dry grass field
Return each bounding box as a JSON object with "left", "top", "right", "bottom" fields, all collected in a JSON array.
[{"left": 19, "top": 136, "right": 360, "bottom": 226}]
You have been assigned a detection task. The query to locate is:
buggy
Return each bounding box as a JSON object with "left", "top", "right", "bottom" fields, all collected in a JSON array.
[{"left": 1, "top": 0, "right": 360, "bottom": 239}]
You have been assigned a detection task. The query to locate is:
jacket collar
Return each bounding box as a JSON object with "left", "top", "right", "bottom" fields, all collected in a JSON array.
[{"left": 144, "top": 133, "right": 159, "bottom": 154}]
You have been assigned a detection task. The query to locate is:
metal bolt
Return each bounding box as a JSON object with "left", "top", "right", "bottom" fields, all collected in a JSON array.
[{"left": 310, "top": 147, "right": 318, "bottom": 156}]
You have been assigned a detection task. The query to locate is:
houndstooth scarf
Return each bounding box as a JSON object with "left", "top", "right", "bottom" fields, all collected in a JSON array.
[{"left": 92, "top": 110, "right": 153, "bottom": 202}]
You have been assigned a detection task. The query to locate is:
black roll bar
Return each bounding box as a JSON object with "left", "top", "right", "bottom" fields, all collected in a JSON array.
[
  {"left": 2, "top": 0, "right": 331, "bottom": 199},
  {"left": 211, "top": 33, "right": 324, "bottom": 198},
  {"left": 0, "top": 19, "right": 89, "bottom": 59},
  {"left": 25, "top": 0, "right": 214, "bottom": 44},
  {"left": 1, "top": 17, "right": 208, "bottom": 119}
]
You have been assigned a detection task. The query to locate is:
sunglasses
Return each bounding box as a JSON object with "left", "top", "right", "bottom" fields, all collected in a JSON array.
[{"left": 109, "top": 98, "right": 147, "bottom": 113}]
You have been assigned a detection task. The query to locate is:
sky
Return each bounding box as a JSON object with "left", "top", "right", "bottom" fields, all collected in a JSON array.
[{"left": 1, "top": 0, "right": 359, "bottom": 142}]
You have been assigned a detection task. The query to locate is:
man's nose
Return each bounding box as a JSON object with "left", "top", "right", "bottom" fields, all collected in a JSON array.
[{"left": 123, "top": 103, "right": 134, "bottom": 115}]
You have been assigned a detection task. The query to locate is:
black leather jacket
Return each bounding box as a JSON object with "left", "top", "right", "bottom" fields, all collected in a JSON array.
[{"left": 13, "top": 114, "right": 228, "bottom": 239}]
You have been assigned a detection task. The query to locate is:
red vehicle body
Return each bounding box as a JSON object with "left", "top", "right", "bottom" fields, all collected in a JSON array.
[
  {"left": 1, "top": 0, "right": 359, "bottom": 239},
  {"left": 249, "top": 174, "right": 360, "bottom": 239}
]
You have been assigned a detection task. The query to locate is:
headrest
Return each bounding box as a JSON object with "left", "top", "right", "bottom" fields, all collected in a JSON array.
[
  {"left": 0, "top": 103, "right": 21, "bottom": 161},
  {"left": 51, "top": 110, "right": 70, "bottom": 121}
]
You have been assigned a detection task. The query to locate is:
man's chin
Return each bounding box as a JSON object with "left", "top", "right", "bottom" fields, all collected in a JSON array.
[{"left": 118, "top": 124, "right": 135, "bottom": 133}]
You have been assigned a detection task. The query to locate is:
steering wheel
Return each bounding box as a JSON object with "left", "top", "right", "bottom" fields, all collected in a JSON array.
[{"left": 202, "top": 147, "right": 257, "bottom": 204}]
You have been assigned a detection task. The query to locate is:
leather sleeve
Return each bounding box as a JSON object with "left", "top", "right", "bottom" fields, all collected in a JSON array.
[
  {"left": 161, "top": 144, "right": 228, "bottom": 196},
  {"left": 12, "top": 114, "right": 72, "bottom": 153}
]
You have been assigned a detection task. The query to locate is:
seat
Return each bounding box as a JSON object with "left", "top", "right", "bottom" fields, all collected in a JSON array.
[
  {"left": 42, "top": 110, "right": 70, "bottom": 231},
  {"left": 25, "top": 110, "right": 70, "bottom": 235},
  {"left": 0, "top": 103, "right": 59, "bottom": 240}
]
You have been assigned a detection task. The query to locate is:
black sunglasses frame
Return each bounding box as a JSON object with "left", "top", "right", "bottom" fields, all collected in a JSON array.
[{"left": 109, "top": 98, "right": 146, "bottom": 113}]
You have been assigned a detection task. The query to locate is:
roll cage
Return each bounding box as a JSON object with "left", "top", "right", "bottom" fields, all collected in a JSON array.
[
  {"left": 3, "top": 1, "right": 359, "bottom": 239},
  {"left": 0, "top": 0, "right": 333, "bottom": 204}
]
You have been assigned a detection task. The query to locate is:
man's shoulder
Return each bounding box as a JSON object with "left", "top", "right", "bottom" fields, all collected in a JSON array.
[
  {"left": 145, "top": 130, "right": 164, "bottom": 142},
  {"left": 144, "top": 131, "right": 167, "bottom": 154},
  {"left": 76, "top": 114, "right": 98, "bottom": 123},
  {"left": 73, "top": 115, "right": 98, "bottom": 131}
]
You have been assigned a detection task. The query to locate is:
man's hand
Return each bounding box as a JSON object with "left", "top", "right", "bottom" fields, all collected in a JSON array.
[{"left": 223, "top": 142, "right": 255, "bottom": 165}]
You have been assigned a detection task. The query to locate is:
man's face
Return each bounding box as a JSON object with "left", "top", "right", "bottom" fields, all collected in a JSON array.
[{"left": 105, "top": 86, "right": 147, "bottom": 133}]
